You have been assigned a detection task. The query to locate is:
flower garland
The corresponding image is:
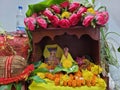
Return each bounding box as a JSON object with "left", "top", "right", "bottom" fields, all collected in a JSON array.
[
  {"left": 24, "top": 0, "right": 109, "bottom": 31},
  {"left": 0, "top": 64, "right": 34, "bottom": 84}
]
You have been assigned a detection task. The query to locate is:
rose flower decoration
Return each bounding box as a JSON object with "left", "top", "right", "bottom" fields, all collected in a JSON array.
[{"left": 24, "top": 0, "right": 109, "bottom": 31}]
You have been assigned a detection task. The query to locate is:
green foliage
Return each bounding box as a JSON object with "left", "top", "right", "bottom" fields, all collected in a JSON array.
[
  {"left": 27, "top": 61, "right": 48, "bottom": 84},
  {"left": 0, "top": 83, "right": 22, "bottom": 90},
  {"left": 100, "top": 27, "right": 120, "bottom": 67},
  {"left": 53, "top": 64, "right": 79, "bottom": 74},
  {"left": 28, "top": 76, "right": 46, "bottom": 83},
  {"left": 118, "top": 47, "right": 120, "bottom": 52},
  {"left": 25, "top": 29, "right": 33, "bottom": 62},
  {"left": 0, "top": 85, "right": 10, "bottom": 90},
  {"left": 33, "top": 61, "right": 42, "bottom": 68},
  {"left": 32, "top": 68, "right": 49, "bottom": 74},
  {"left": 26, "top": 0, "right": 66, "bottom": 17},
  {"left": 14, "top": 83, "right": 22, "bottom": 90},
  {"left": 78, "top": 0, "right": 93, "bottom": 7}
]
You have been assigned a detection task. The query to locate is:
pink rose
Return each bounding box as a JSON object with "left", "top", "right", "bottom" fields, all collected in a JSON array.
[
  {"left": 82, "top": 15, "right": 94, "bottom": 27},
  {"left": 50, "top": 15, "right": 60, "bottom": 27},
  {"left": 50, "top": 5, "right": 61, "bottom": 14},
  {"left": 31, "top": 13, "right": 37, "bottom": 18},
  {"left": 36, "top": 17, "right": 47, "bottom": 28},
  {"left": 24, "top": 17, "right": 36, "bottom": 31},
  {"left": 69, "top": 13, "right": 80, "bottom": 26},
  {"left": 77, "top": 6, "right": 87, "bottom": 17},
  {"left": 59, "top": 19, "right": 71, "bottom": 28},
  {"left": 60, "top": 1, "right": 70, "bottom": 8},
  {"left": 43, "top": 8, "right": 53, "bottom": 19},
  {"left": 96, "top": 11, "right": 109, "bottom": 25},
  {"left": 69, "top": 2, "right": 80, "bottom": 12},
  {"left": 102, "top": 11, "right": 109, "bottom": 22}
]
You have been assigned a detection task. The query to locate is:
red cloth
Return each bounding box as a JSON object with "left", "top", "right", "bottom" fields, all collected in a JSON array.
[
  {"left": 0, "top": 33, "right": 30, "bottom": 60},
  {"left": 7, "top": 35, "right": 30, "bottom": 59}
]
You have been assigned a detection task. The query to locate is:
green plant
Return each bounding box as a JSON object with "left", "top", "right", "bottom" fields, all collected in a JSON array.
[
  {"left": 0, "top": 83, "right": 22, "bottom": 90},
  {"left": 100, "top": 26, "right": 120, "bottom": 68}
]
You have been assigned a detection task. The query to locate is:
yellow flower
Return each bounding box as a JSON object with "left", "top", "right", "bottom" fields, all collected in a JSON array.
[
  {"left": 87, "top": 8, "right": 95, "bottom": 14},
  {"left": 91, "top": 65, "right": 103, "bottom": 75},
  {"left": 62, "top": 59, "right": 72, "bottom": 68},
  {"left": 38, "top": 63, "right": 48, "bottom": 68},
  {"left": 96, "top": 78, "right": 107, "bottom": 89},
  {"left": 61, "top": 74, "right": 69, "bottom": 81},
  {"left": 61, "top": 11, "right": 70, "bottom": 19},
  {"left": 37, "top": 72, "right": 45, "bottom": 79},
  {"left": 82, "top": 69, "right": 93, "bottom": 80}
]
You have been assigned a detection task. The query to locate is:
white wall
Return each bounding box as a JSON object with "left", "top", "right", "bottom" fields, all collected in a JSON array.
[
  {"left": 0, "top": 0, "right": 120, "bottom": 33},
  {"left": 0, "top": 0, "right": 42, "bottom": 31}
]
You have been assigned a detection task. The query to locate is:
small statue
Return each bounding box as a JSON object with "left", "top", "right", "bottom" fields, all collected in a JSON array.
[
  {"left": 47, "top": 50, "right": 59, "bottom": 66},
  {"left": 60, "top": 46, "right": 75, "bottom": 68},
  {"left": 43, "top": 44, "right": 63, "bottom": 65}
]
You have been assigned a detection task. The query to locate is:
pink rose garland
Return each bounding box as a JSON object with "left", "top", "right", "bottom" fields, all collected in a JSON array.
[
  {"left": 60, "top": 1, "right": 69, "bottom": 8},
  {"left": 69, "top": 13, "right": 80, "bottom": 26},
  {"left": 50, "top": 5, "right": 61, "bottom": 14},
  {"left": 82, "top": 15, "right": 94, "bottom": 27},
  {"left": 59, "top": 19, "right": 71, "bottom": 28},
  {"left": 77, "top": 7, "right": 87, "bottom": 18},
  {"left": 24, "top": 17, "right": 36, "bottom": 31},
  {"left": 36, "top": 17, "right": 47, "bottom": 28},
  {"left": 69, "top": 2, "right": 80, "bottom": 12},
  {"left": 96, "top": 11, "right": 109, "bottom": 25},
  {"left": 50, "top": 15, "right": 60, "bottom": 27},
  {"left": 43, "top": 8, "right": 53, "bottom": 19},
  {"left": 24, "top": 1, "right": 109, "bottom": 30}
]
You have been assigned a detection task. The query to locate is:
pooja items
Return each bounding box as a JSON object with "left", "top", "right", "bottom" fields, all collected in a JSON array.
[
  {"left": 0, "top": 35, "right": 15, "bottom": 56},
  {"left": 25, "top": 0, "right": 109, "bottom": 90},
  {"left": 60, "top": 46, "right": 77, "bottom": 69},
  {"left": 0, "top": 55, "right": 34, "bottom": 84},
  {"left": 47, "top": 50, "right": 59, "bottom": 66},
  {"left": 7, "top": 33, "right": 30, "bottom": 60},
  {"left": 61, "top": 46, "right": 76, "bottom": 68},
  {"left": 0, "top": 32, "right": 30, "bottom": 60},
  {"left": 43, "top": 44, "right": 63, "bottom": 68},
  {"left": 0, "top": 55, "right": 27, "bottom": 78},
  {"left": 29, "top": 58, "right": 106, "bottom": 90}
]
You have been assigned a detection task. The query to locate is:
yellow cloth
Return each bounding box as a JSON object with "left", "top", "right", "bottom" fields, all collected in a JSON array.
[
  {"left": 29, "top": 79, "right": 106, "bottom": 90},
  {"left": 43, "top": 44, "right": 63, "bottom": 58},
  {"left": 60, "top": 53, "right": 75, "bottom": 64}
]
